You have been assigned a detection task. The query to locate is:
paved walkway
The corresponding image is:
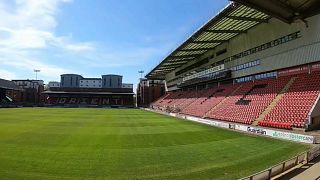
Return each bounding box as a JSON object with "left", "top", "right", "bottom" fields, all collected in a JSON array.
[
  {"left": 292, "top": 161, "right": 320, "bottom": 180},
  {"left": 277, "top": 156, "right": 320, "bottom": 180}
]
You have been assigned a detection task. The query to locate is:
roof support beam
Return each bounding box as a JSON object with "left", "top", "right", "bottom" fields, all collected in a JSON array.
[
  {"left": 167, "top": 57, "right": 195, "bottom": 61},
  {"left": 204, "top": 29, "right": 246, "bottom": 33},
  {"left": 227, "top": 16, "right": 268, "bottom": 23},
  {"left": 169, "top": 54, "right": 200, "bottom": 58},
  {"left": 191, "top": 40, "right": 227, "bottom": 44},
  {"left": 232, "top": 0, "right": 293, "bottom": 23},
  {"left": 146, "top": 3, "right": 274, "bottom": 78},
  {"left": 163, "top": 62, "right": 188, "bottom": 66},
  {"left": 178, "top": 48, "right": 214, "bottom": 52},
  {"left": 158, "top": 64, "right": 179, "bottom": 68},
  {"left": 299, "top": 1, "right": 320, "bottom": 20},
  {"left": 164, "top": 60, "right": 190, "bottom": 64},
  {"left": 157, "top": 69, "right": 176, "bottom": 71},
  {"left": 158, "top": 64, "right": 182, "bottom": 68},
  {"left": 153, "top": 69, "right": 174, "bottom": 72}
]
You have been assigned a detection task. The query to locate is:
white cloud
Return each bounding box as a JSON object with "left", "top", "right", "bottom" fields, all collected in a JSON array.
[
  {"left": 75, "top": 45, "right": 166, "bottom": 68},
  {"left": 0, "top": 48, "right": 69, "bottom": 79},
  {"left": 0, "top": 28, "right": 53, "bottom": 49},
  {"left": 64, "top": 43, "right": 95, "bottom": 52},
  {"left": 0, "top": 0, "right": 90, "bottom": 81},
  {"left": 0, "top": 0, "right": 173, "bottom": 83},
  {"left": 0, "top": 0, "right": 93, "bottom": 51},
  {"left": 52, "top": 36, "right": 96, "bottom": 52},
  {"left": 0, "top": 69, "right": 17, "bottom": 80}
]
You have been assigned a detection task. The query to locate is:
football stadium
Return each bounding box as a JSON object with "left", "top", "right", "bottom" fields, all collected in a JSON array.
[{"left": 1, "top": 0, "right": 320, "bottom": 179}]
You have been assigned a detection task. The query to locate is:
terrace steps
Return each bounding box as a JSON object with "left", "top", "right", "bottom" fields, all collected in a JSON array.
[
  {"left": 179, "top": 92, "right": 203, "bottom": 112},
  {"left": 202, "top": 85, "right": 243, "bottom": 119},
  {"left": 252, "top": 77, "right": 297, "bottom": 125}
]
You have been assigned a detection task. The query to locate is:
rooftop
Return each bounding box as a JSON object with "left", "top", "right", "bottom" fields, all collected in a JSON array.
[
  {"left": 0, "top": 79, "right": 24, "bottom": 91},
  {"left": 82, "top": 78, "right": 102, "bottom": 80},
  {"left": 146, "top": 3, "right": 269, "bottom": 79},
  {"left": 146, "top": 0, "right": 320, "bottom": 79}
]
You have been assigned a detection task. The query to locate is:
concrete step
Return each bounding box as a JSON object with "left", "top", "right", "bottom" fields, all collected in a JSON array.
[
  {"left": 252, "top": 77, "right": 297, "bottom": 126},
  {"left": 292, "top": 127, "right": 306, "bottom": 132},
  {"left": 203, "top": 85, "right": 242, "bottom": 118}
]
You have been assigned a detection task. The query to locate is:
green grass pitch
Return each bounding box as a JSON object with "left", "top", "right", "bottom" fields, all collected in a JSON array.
[{"left": 0, "top": 108, "right": 309, "bottom": 179}]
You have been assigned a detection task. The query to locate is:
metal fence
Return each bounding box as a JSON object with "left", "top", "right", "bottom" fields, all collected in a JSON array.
[{"left": 241, "top": 146, "right": 320, "bottom": 180}]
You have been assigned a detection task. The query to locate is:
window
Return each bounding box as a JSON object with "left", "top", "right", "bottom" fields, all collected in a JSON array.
[
  {"left": 255, "top": 71, "right": 277, "bottom": 80},
  {"left": 232, "top": 59, "right": 260, "bottom": 72},
  {"left": 252, "top": 61, "right": 256, "bottom": 66},
  {"left": 225, "top": 31, "right": 301, "bottom": 65},
  {"left": 175, "top": 58, "right": 209, "bottom": 76},
  {"left": 236, "top": 76, "right": 253, "bottom": 83},
  {"left": 174, "top": 32, "right": 300, "bottom": 83}
]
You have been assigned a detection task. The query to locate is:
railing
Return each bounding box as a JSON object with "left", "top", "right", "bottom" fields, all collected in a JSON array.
[
  {"left": 178, "top": 70, "right": 232, "bottom": 87},
  {"left": 241, "top": 146, "right": 320, "bottom": 180}
]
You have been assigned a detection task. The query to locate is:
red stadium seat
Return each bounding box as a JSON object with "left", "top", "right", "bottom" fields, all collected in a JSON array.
[
  {"left": 151, "top": 72, "right": 320, "bottom": 130},
  {"left": 260, "top": 72, "right": 320, "bottom": 129}
]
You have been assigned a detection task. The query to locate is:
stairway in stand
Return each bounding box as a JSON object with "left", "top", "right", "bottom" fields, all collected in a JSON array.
[
  {"left": 202, "top": 85, "right": 243, "bottom": 119},
  {"left": 252, "top": 77, "right": 297, "bottom": 126}
]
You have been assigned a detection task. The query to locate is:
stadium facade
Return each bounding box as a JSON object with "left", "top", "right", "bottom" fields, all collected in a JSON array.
[
  {"left": 136, "top": 78, "right": 166, "bottom": 107},
  {"left": 60, "top": 74, "right": 133, "bottom": 89},
  {"left": 12, "top": 80, "right": 45, "bottom": 105},
  {"left": 0, "top": 79, "right": 46, "bottom": 107},
  {"left": 0, "top": 79, "right": 23, "bottom": 107},
  {"left": 44, "top": 74, "right": 134, "bottom": 107},
  {"left": 47, "top": 81, "right": 60, "bottom": 88},
  {"left": 147, "top": 1, "right": 320, "bottom": 131}
]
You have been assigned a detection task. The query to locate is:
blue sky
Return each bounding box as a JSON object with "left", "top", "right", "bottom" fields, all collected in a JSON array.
[{"left": 0, "top": 0, "right": 229, "bottom": 87}]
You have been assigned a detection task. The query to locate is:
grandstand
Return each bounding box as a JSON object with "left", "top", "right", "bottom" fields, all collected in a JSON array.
[
  {"left": 44, "top": 87, "right": 134, "bottom": 108},
  {"left": 1, "top": 1, "right": 320, "bottom": 179},
  {"left": 0, "top": 79, "right": 23, "bottom": 107},
  {"left": 43, "top": 73, "right": 135, "bottom": 108},
  {"left": 148, "top": 0, "right": 320, "bottom": 131}
]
